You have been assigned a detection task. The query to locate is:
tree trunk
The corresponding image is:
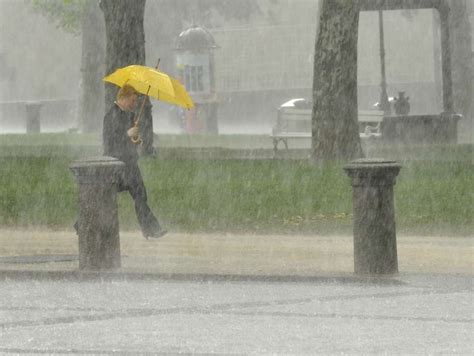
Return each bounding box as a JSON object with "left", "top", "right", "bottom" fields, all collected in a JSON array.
[
  {"left": 78, "top": 0, "right": 105, "bottom": 133},
  {"left": 100, "top": 0, "right": 155, "bottom": 155},
  {"left": 311, "top": 0, "right": 363, "bottom": 161},
  {"left": 448, "top": 0, "right": 472, "bottom": 140}
]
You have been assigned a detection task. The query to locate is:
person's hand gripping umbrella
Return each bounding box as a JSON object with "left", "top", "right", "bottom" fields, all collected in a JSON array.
[{"left": 103, "top": 59, "right": 194, "bottom": 144}]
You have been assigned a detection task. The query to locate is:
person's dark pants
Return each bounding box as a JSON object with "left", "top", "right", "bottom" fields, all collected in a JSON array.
[{"left": 119, "top": 161, "right": 163, "bottom": 238}]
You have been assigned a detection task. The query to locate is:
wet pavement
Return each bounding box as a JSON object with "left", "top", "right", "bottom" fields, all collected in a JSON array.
[{"left": 0, "top": 229, "right": 472, "bottom": 354}]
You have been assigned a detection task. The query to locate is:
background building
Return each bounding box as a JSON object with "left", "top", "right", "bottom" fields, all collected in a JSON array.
[
  {"left": 0, "top": 0, "right": 471, "bottom": 142},
  {"left": 211, "top": 6, "right": 447, "bottom": 132}
]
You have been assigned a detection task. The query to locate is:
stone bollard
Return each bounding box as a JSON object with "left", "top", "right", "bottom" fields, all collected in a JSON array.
[
  {"left": 344, "top": 158, "right": 402, "bottom": 275},
  {"left": 70, "top": 157, "right": 125, "bottom": 270},
  {"left": 25, "top": 101, "right": 42, "bottom": 133}
]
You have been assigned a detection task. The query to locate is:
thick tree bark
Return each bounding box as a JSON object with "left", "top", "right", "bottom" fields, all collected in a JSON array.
[
  {"left": 78, "top": 0, "right": 105, "bottom": 133},
  {"left": 448, "top": 0, "right": 472, "bottom": 128},
  {"left": 100, "top": 0, "right": 154, "bottom": 155},
  {"left": 311, "top": 0, "right": 363, "bottom": 161}
]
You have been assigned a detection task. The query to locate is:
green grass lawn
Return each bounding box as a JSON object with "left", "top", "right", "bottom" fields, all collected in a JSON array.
[{"left": 0, "top": 133, "right": 472, "bottom": 235}]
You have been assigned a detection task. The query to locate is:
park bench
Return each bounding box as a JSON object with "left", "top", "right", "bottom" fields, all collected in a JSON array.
[
  {"left": 271, "top": 106, "right": 384, "bottom": 154},
  {"left": 358, "top": 110, "right": 384, "bottom": 139}
]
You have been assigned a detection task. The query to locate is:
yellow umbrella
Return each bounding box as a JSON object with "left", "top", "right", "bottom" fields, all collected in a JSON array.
[
  {"left": 103, "top": 64, "right": 174, "bottom": 99},
  {"left": 103, "top": 62, "right": 194, "bottom": 144},
  {"left": 103, "top": 64, "right": 194, "bottom": 109}
]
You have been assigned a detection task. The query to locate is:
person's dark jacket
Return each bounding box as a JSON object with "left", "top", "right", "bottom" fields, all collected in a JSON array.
[
  {"left": 103, "top": 103, "right": 139, "bottom": 164},
  {"left": 102, "top": 103, "right": 163, "bottom": 237}
]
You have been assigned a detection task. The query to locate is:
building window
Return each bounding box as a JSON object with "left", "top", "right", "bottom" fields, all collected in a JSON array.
[{"left": 184, "top": 65, "right": 204, "bottom": 92}]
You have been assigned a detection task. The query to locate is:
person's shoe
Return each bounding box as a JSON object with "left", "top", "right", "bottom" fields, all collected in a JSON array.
[{"left": 145, "top": 229, "right": 167, "bottom": 240}]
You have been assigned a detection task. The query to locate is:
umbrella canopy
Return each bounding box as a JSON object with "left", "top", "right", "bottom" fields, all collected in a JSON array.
[
  {"left": 103, "top": 65, "right": 194, "bottom": 109},
  {"left": 104, "top": 65, "right": 175, "bottom": 99},
  {"left": 158, "top": 77, "right": 194, "bottom": 109}
]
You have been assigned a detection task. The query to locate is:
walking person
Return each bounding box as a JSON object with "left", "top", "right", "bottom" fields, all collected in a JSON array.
[{"left": 103, "top": 84, "right": 166, "bottom": 239}]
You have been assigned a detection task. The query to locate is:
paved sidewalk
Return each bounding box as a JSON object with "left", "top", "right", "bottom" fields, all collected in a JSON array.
[
  {"left": 0, "top": 229, "right": 471, "bottom": 278},
  {"left": 0, "top": 229, "right": 472, "bottom": 354},
  {"left": 0, "top": 275, "right": 471, "bottom": 354}
]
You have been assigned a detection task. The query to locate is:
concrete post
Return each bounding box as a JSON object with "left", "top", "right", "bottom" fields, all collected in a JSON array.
[
  {"left": 70, "top": 157, "right": 125, "bottom": 270},
  {"left": 25, "top": 101, "right": 42, "bottom": 133},
  {"left": 344, "top": 158, "right": 402, "bottom": 275}
]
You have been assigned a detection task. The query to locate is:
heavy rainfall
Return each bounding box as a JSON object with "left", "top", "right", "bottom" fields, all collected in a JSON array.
[{"left": 0, "top": 0, "right": 472, "bottom": 354}]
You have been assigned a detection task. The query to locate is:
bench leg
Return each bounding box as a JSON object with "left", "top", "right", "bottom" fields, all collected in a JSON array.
[
  {"left": 272, "top": 138, "right": 291, "bottom": 158},
  {"left": 273, "top": 138, "right": 279, "bottom": 158}
]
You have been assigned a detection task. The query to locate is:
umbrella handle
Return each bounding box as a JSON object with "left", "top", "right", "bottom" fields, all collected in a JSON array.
[
  {"left": 132, "top": 60, "right": 159, "bottom": 126},
  {"left": 133, "top": 92, "right": 148, "bottom": 126},
  {"left": 130, "top": 121, "right": 142, "bottom": 145},
  {"left": 131, "top": 135, "right": 143, "bottom": 145},
  {"left": 130, "top": 85, "right": 150, "bottom": 145}
]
